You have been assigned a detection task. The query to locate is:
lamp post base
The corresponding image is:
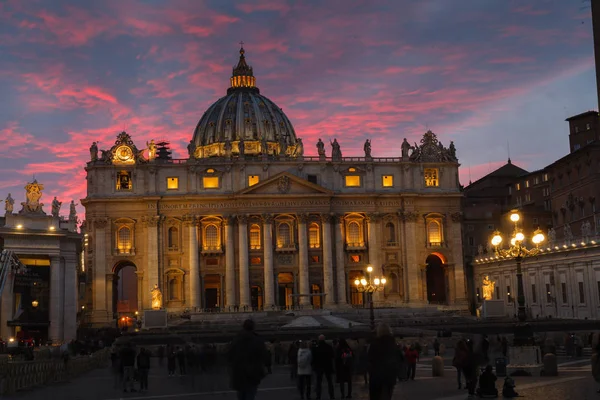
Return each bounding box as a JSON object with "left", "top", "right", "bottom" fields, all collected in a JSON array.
[{"left": 513, "top": 322, "right": 535, "bottom": 346}]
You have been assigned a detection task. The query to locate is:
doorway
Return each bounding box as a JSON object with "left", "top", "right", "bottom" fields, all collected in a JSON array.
[
  {"left": 425, "top": 254, "right": 446, "bottom": 304},
  {"left": 113, "top": 262, "right": 138, "bottom": 315},
  {"left": 204, "top": 274, "right": 221, "bottom": 309},
  {"left": 251, "top": 286, "right": 263, "bottom": 310},
  {"left": 277, "top": 273, "right": 294, "bottom": 309}
]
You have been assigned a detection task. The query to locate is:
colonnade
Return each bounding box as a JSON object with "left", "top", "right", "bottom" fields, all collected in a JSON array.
[{"left": 181, "top": 213, "right": 381, "bottom": 310}]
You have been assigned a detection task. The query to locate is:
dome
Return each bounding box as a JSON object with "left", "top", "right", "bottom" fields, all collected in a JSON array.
[{"left": 191, "top": 46, "right": 299, "bottom": 158}]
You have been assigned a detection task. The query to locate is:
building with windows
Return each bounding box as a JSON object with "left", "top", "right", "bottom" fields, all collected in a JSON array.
[
  {"left": 0, "top": 181, "right": 82, "bottom": 343},
  {"left": 82, "top": 47, "right": 467, "bottom": 326}
]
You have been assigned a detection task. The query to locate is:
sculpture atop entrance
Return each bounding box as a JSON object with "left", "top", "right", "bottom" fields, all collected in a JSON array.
[
  {"left": 4, "top": 193, "right": 14, "bottom": 214},
  {"left": 151, "top": 284, "right": 163, "bottom": 309},
  {"left": 482, "top": 275, "right": 495, "bottom": 300},
  {"left": 19, "top": 179, "right": 45, "bottom": 214}
]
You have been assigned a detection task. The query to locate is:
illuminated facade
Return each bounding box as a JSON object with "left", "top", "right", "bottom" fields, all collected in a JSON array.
[{"left": 83, "top": 47, "right": 467, "bottom": 324}]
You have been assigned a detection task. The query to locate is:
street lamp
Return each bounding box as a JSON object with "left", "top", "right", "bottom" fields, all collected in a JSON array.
[
  {"left": 490, "top": 210, "right": 545, "bottom": 345},
  {"left": 354, "top": 265, "right": 386, "bottom": 331}
]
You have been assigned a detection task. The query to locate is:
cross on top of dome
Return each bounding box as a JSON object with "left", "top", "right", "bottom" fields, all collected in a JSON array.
[{"left": 229, "top": 43, "right": 257, "bottom": 93}]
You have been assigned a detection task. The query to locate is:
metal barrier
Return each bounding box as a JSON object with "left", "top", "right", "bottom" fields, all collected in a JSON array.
[{"left": 0, "top": 348, "right": 110, "bottom": 395}]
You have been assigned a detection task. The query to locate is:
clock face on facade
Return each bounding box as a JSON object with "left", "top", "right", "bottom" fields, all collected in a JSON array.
[{"left": 115, "top": 145, "right": 133, "bottom": 162}]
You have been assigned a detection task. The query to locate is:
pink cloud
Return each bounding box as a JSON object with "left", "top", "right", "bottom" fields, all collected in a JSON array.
[{"left": 489, "top": 57, "right": 535, "bottom": 64}]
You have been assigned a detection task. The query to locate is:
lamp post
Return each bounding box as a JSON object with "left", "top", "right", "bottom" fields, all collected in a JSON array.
[
  {"left": 491, "top": 210, "right": 545, "bottom": 345},
  {"left": 354, "top": 265, "right": 386, "bottom": 331}
]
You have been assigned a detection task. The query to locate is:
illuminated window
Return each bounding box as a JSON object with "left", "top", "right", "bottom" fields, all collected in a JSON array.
[
  {"left": 168, "top": 227, "right": 179, "bottom": 250},
  {"left": 277, "top": 223, "right": 292, "bottom": 248},
  {"left": 345, "top": 176, "right": 361, "bottom": 187},
  {"left": 204, "top": 224, "right": 219, "bottom": 250},
  {"left": 543, "top": 173, "right": 549, "bottom": 182},
  {"left": 350, "top": 255, "right": 361, "bottom": 263},
  {"left": 116, "top": 171, "right": 132, "bottom": 191},
  {"left": 206, "top": 168, "right": 215, "bottom": 173},
  {"left": 309, "top": 223, "right": 320, "bottom": 248},
  {"left": 525, "top": 180, "right": 530, "bottom": 188},
  {"left": 427, "top": 219, "right": 442, "bottom": 245},
  {"left": 424, "top": 168, "right": 439, "bottom": 187},
  {"left": 249, "top": 224, "right": 261, "bottom": 249},
  {"left": 516, "top": 183, "right": 521, "bottom": 191},
  {"left": 248, "top": 175, "right": 260, "bottom": 186},
  {"left": 310, "top": 255, "right": 320, "bottom": 263},
  {"left": 167, "top": 177, "right": 179, "bottom": 190},
  {"left": 117, "top": 227, "right": 132, "bottom": 254},
  {"left": 348, "top": 167, "right": 356, "bottom": 172},
  {"left": 382, "top": 175, "right": 394, "bottom": 187},
  {"left": 250, "top": 257, "right": 262, "bottom": 265},
  {"left": 384, "top": 222, "right": 396, "bottom": 245},
  {"left": 203, "top": 177, "right": 220, "bottom": 189},
  {"left": 348, "top": 221, "right": 361, "bottom": 245}
]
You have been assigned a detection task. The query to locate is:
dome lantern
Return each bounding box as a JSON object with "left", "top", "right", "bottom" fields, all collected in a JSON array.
[{"left": 228, "top": 43, "right": 258, "bottom": 94}]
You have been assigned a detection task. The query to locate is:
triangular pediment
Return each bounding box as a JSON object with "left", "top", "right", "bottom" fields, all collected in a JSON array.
[{"left": 236, "top": 172, "right": 333, "bottom": 196}]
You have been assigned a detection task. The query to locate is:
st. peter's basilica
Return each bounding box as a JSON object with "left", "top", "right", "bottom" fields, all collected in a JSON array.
[{"left": 82, "top": 47, "right": 467, "bottom": 325}]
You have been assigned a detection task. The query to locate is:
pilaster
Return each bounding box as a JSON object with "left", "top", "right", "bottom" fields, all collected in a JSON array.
[
  {"left": 298, "top": 214, "right": 310, "bottom": 306},
  {"left": 49, "top": 256, "right": 63, "bottom": 343},
  {"left": 185, "top": 215, "right": 200, "bottom": 310},
  {"left": 321, "top": 214, "right": 335, "bottom": 307},
  {"left": 238, "top": 215, "right": 250, "bottom": 307},
  {"left": 225, "top": 215, "right": 236, "bottom": 307},
  {"left": 334, "top": 214, "right": 347, "bottom": 304},
  {"left": 262, "top": 214, "right": 275, "bottom": 308}
]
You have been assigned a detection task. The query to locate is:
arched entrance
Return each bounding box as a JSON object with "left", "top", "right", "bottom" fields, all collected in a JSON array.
[
  {"left": 425, "top": 254, "right": 446, "bottom": 304},
  {"left": 277, "top": 273, "right": 294, "bottom": 309},
  {"left": 113, "top": 261, "right": 138, "bottom": 316}
]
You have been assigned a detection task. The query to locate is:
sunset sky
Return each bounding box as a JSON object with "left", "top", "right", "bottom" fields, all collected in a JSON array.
[{"left": 0, "top": 0, "right": 595, "bottom": 218}]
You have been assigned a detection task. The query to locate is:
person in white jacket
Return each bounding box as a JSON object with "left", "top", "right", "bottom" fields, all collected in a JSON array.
[{"left": 297, "top": 341, "right": 313, "bottom": 400}]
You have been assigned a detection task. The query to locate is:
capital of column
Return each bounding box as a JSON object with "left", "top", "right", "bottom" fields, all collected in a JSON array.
[
  {"left": 94, "top": 217, "right": 109, "bottom": 229},
  {"left": 261, "top": 213, "right": 274, "bottom": 224},
  {"left": 226, "top": 214, "right": 237, "bottom": 225},
  {"left": 398, "top": 209, "right": 419, "bottom": 222},
  {"left": 297, "top": 213, "right": 309, "bottom": 224},
  {"left": 237, "top": 214, "right": 248, "bottom": 224},
  {"left": 320, "top": 213, "right": 333, "bottom": 224},
  {"left": 366, "top": 213, "right": 381, "bottom": 223},
  {"left": 183, "top": 214, "right": 198, "bottom": 226},
  {"left": 106, "top": 273, "right": 115, "bottom": 282},
  {"left": 143, "top": 215, "right": 163, "bottom": 227},
  {"left": 332, "top": 213, "right": 345, "bottom": 224}
]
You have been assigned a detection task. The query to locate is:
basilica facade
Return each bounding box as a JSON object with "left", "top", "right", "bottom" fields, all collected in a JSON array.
[{"left": 83, "top": 47, "right": 467, "bottom": 325}]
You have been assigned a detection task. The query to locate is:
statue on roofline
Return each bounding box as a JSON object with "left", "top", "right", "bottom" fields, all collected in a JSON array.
[
  {"left": 4, "top": 193, "right": 14, "bottom": 214},
  {"left": 51, "top": 197, "right": 62, "bottom": 218}
]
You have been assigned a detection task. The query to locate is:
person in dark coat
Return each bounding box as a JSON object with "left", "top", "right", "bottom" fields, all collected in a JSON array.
[
  {"left": 453, "top": 339, "right": 469, "bottom": 389},
  {"left": 477, "top": 365, "right": 498, "bottom": 397},
  {"left": 177, "top": 347, "right": 186, "bottom": 375},
  {"left": 368, "top": 323, "right": 398, "bottom": 400},
  {"left": 395, "top": 342, "right": 407, "bottom": 382},
  {"left": 335, "top": 338, "right": 354, "bottom": 398},
  {"left": 481, "top": 335, "right": 490, "bottom": 363},
  {"left": 167, "top": 346, "right": 177, "bottom": 376},
  {"left": 288, "top": 341, "right": 299, "bottom": 380},
  {"left": 120, "top": 343, "right": 137, "bottom": 393},
  {"left": 228, "top": 319, "right": 269, "bottom": 400},
  {"left": 136, "top": 347, "right": 151, "bottom": 392},
  {"left": 312, "top": 334, "right": 335, "bottom": 400},
  {"left": 463, "top": 339, "right": 478, "bottom": 397},
  {"left": 355, "top": 341, "right": 369, "bottom": 386}
]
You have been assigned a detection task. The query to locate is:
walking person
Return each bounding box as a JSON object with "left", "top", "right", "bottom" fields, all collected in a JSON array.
[
  {"left": 463, "top": 339, "right": 478, "bottom": 398},
  {"left": 368, "top": 323, "right": 398, "bottom": 400},
  {"left": 501, "top": 337, "right": 508, "bottom": 359},
  {"left": 355, "top": 340, "right": 369, "bottom": 386},
  {"left": 288, "top": 340, "right": 299, "bottom": 380},
  {"left": 592, "top": 339, "right": 600, "bottom": 393},
  {"left": 167, "top": 346, "right": 177, "bottom": 377},
  {"left": 335, "top": 338, "right": 354, "bottom": 398},
  {"left": 481, "top": 335, "right": 490, "bottom": 363},
  {"left": 228, "top": 319, "right": 269, "bottom": 400},
  {"left": 110, "top": 348, "right": 121, "bottom": 389},
  {"left": 297, "top": 341, "right": 313, "bottom": 400},
  {"left": 177, "top": 347, "right": 187, "bottom": 375},
  {"left": 120, "top": 342, "right": 137, "bottom": 393},
  {"left": 405, "top": 344, "right": 419, "bottom": 381},
  {"left": 136, "top": 347, "right": 151, "bottom": 392},
  {"left": 395, "top": 342, "right": 407, "bottom": 382},
  {"left": 433, "top": 338, "right": 440, "bottom": 356},
  {"left": 312, "top": 334, "right": 335, "bottom": 400},
  {"left": 452, "top": 339, "right": 469, "bottom": 390}
]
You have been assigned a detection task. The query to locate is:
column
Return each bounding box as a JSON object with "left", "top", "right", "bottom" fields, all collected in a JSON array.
[
  {"left": 238, "top": 215, "right": 251, "bottom": 308},
  {"left": 334, "top": 214, "right": 347, "bottom": 304},
  {"left": 367, "top": 214, "right": 384, "bottom": 302},
  {"left": 263, "top": 214, "right": 275, "bottom": 308},
  {"left": 449, "top": 212, "right": 467, "bottom": 304},
  {"left": 321, "top": 214, "right": 335, "bottom": 307},
  {"left": 146, "top": 215, "right": 160, "bottom": 308},
  {"left": 49, "top": 256, "right": 63, "bottom": 343},
  {"left": 93, "top": 218, "right": 108, "bottom": 322},
  {"left": 225, "top": 216, "right": 236, "bottom": 308},
  {"left": 402, "top": 211, "right": 421, "bottom": 303},
  {"left": 136, "top": 272, "right": 144, "bottom": 312},
  {"left": 63, "top": 255, "right": 78, "bottom": 342},
  {"left": 0, "top": 269, "right": 14, "bottom": 339},
  {"left": 298, "top": 214, "right": 310, "bottom": 306},
  {"left": 186, "top": 216, "right": 200, "bottom": 310},
  {"left": 199, "top": 275, "right": 205, "bottom": 309},
  {"left": 105, "top": 274, "right": 114, "bottom": 320}
]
